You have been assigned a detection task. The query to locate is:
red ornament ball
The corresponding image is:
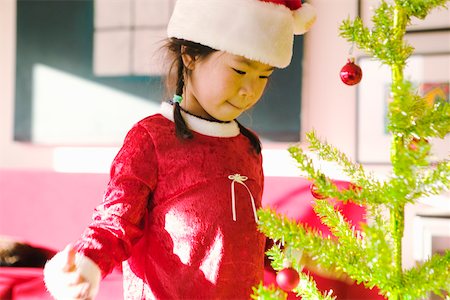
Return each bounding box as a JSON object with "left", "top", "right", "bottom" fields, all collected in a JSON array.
[
  {"left": 408, "top": 137, "right": 420, "bottom": 151},
  {"left": 408, "top": 137, "right": 430, "bottom": 152},
  {"left": 310, "top": 183, "right": 327, "bottom": 199},
  {"left": 276, "top": 267, "right": 300, "bottom": 291},
  {"left": 340, "top": 58, "right": 362, "bottom": 85},
  {"left": 348, "top": 183, "right": 362, "bottom": 192}
]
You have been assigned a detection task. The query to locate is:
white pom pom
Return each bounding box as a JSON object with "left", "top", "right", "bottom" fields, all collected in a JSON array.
[{"left": 293, "top": 2, "right": 317, "bottom": 34}]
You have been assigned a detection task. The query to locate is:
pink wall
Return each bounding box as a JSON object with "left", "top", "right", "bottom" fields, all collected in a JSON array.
[{"left": 0, "top": 170, "right": 109, "bottom": 249}]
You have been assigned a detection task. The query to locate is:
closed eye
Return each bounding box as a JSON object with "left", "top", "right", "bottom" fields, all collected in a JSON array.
[
  {"left": 232, "top": 68, "right": 246, "bottom": 75},
  {"left": 259, "top": 75, "right": 270, "bottom": 79}
]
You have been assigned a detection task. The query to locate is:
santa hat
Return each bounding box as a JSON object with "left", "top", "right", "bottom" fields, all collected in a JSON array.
[{"left": 167, "top": 0, "right": 316, "bottom": 68}]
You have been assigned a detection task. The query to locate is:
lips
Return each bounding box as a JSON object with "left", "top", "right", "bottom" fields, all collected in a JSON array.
[{"left": 227, "top": 101, "right": 245, "bottom": 110}]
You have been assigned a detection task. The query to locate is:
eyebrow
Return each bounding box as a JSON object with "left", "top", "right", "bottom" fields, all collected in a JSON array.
[{"left": 235, "top": 58, "right": 275, "bottom": 72}]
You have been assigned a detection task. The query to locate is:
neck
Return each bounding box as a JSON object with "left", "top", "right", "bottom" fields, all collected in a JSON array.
[{"left": 180, "top": 96, "right": 218, "bottom": 121}]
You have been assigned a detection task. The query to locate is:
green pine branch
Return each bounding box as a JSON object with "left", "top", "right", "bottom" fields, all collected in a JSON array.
[
  {"left": 295, "top": 273, "right": 336, "bottom": 300},
  {"left": 340, "top": 1, "right": 413, "bottom": 66},
  {"left": 312, "top": 200, "right": 393, "bottom": 289},
  {"left": 383, "top": 176, "right": 419, "bottom": 207},
  {"left": 359, "top": 222, "right": 394, "bottom": 289},
  {"left": 388, "top": 81, "right": 450, "bottom": 139},
  {"left": 257, "top": 208, "right": 344, "bottom": 273},
  {"left": 258, "top": 207, "right": 394, "bottom": 293},
  {"left": 306, "top": 131, "right": 382, "bottom": 187},
  {"left": 264, "top": 244, "right": 336, "bottom": 300},
  {"left": 312, "top": 200, "right": 364, "bottom": 254},
  {"left": 397, "top": 0, "right": 449, "bottom": 19},
  {"left": 251, "top": 284, "right": 288, "bottom": 300},
  {"left": 383, "top": 159, "right": 450, "bottom": 207},
  {"left": 257, "top": 208, "right": 333, "bottom": 258},
  {"left": 386, "top": 159, "right": 450, "bottom": 205},
  {"left": 288, "top": 144, "right": 389, "bottom": 206},
  {"left": 416, "top": 99, "right": 450, "bottom": 139},
  {"left": 419, "top": 160, "right": 450, "bottom": 193},
  {"left": 401, "top": 251, "right": 450, "bottom": 298}
]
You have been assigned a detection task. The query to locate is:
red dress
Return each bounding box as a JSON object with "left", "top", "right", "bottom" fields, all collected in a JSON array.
[{"left": 73, "top": 102, "right": 266, "bottom": 299}]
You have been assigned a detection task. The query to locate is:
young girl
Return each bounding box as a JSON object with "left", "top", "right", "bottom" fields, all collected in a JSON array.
[{"left": 43, "top": 0, "right": 316, "bottom": 299}]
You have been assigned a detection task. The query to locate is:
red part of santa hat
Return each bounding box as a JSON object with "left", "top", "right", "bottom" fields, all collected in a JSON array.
[
  {"left": 167, "top": 0, "right": 316, "bottom": 68},
  {"left": 261, "top": 0, "right": 302, "bottom": 10}
]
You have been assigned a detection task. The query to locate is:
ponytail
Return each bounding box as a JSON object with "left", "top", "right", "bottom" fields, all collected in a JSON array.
[
  {"left": 173, "top": 55, "right": 193, "bottom": 139},
  {"left": 236, "top": 120, "right": 262, "bottom": 154}
]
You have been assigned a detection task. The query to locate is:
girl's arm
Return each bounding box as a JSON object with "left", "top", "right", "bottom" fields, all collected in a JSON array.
[
  {"left": 75, "top": 123, "right": 158, "bottom": 275},
  {"left": 44, "top": 124, "right": 158, "bottom": 298}
]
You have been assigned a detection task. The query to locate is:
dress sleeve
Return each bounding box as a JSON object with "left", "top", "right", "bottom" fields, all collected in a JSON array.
[{"left": 73, "top": 123, "right": 158, "bottom": 277}]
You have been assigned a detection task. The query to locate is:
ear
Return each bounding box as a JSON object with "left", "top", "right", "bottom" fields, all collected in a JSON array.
[{"left": 181, "top": 46, "right": 196, "bottom": 71}]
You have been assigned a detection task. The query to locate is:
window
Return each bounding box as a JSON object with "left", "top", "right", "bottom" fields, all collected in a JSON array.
[
  {"left": 93, "top": 0, "right": 174, "bottom": 76},
  {"left": 15, "top": 0, "right": 303, "bottom": 145}
]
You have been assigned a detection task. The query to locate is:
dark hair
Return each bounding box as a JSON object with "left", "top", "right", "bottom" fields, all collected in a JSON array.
[
  {"left": 164, "top": 38, "right": 262, "bottom": 153},
  {"left": 0, "top": 237, "right": 56, "bottom": 268}
]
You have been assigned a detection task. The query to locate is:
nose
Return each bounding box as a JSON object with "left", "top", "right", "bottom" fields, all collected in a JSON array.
[{"left": 238, "top": 80, "right": 256, "bottom": 101}]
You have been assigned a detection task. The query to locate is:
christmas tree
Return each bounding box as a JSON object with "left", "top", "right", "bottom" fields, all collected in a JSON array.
[{"left": 253, "top": 0, "right": 450, "bottom": 299}]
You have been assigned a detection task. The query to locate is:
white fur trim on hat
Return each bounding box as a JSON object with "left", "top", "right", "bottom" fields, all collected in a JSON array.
[
  {"left": 168, "top": 0, "right": 297, "bottom": 68},
  {"left": 293, "top": 3, "right": 317, "bottom": 34}
]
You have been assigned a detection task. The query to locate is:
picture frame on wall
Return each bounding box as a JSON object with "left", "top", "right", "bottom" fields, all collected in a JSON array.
[
  {"left": 356, "top": 52, "right": 450, "bottom": 164},
  {"left": 355, "top": 1, "right": 450, "bottom": 164},
  {"left": 413, "top": 211, "right": 450, "bottom": 299}
]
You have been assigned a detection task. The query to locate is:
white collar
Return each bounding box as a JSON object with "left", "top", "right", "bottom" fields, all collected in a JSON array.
[{"left": 159, "top": 102, "right": 240, "bottom": 138}]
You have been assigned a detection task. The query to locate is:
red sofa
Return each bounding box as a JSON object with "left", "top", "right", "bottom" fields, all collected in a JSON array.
[
  {"left": 0, "top": 169, "right": 384, "bottom": 299},
  {"left": 0, "top": 170, "right": 123, "bottom": 299}
]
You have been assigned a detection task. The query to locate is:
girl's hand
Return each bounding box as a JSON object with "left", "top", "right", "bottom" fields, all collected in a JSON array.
[{"left": 44, "top": 244, "right": 95, "bottom": 300}]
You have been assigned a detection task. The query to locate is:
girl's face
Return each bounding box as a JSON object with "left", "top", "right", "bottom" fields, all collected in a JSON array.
[{"left": 181, "top": 51, "right": 274, "bottom": 122}]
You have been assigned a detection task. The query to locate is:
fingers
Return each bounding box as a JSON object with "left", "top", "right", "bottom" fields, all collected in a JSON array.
[
  {"left": 62, "top": 244, "right": 77, "bottom": 272},
  {"left": 64, "top": 282, "right": 92, "bottom": 300}
]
